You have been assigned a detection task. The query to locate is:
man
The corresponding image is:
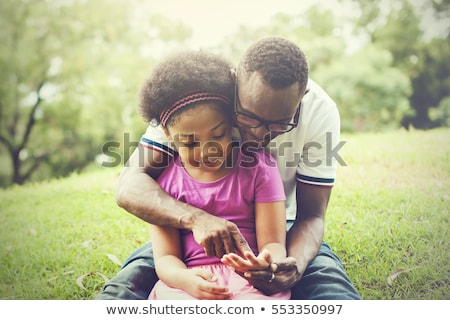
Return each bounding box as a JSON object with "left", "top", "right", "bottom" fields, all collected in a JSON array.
[{"left": 97, "top": 36, "right": 361, "bottom": 300}]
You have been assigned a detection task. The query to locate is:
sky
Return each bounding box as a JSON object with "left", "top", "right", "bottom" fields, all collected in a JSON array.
[
  {"left": 142, "top": 0, "right": 449, "bottom": 49},
  {"left": 142, "top": 0, "right": 354, "bottom": 48}
]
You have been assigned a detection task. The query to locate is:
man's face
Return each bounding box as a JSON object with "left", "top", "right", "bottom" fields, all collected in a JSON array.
[{"left": 234, "top": 72, "right": 302, "bottom": 147}]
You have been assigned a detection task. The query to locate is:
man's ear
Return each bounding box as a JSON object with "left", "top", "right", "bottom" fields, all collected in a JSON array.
[{"left": 230, "top": 68, "right": 237, "bottom": 82}]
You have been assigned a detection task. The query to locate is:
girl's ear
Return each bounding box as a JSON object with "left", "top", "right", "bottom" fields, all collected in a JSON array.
[{"left": 161, "top": 125, "right": 173, "bottom": 142}]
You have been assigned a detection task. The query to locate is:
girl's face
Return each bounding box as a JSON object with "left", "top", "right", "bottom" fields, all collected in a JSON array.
[{"left": 164, "top": 103, "right": 233, "bottom": 175}]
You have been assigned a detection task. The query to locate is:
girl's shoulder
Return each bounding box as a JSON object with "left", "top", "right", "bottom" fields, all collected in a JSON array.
[{"left": 236, "top": 142, "right": 278, "bottom": 170}]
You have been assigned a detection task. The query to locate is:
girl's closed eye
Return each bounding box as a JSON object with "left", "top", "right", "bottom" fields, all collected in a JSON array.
[
  {"left": 212, "top": 131, "right": 226, "bottom": 140},
  {"left": 181, "top": 141, "right": 199, "bottom": 148}
]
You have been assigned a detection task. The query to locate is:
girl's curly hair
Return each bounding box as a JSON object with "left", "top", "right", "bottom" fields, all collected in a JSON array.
[{"left": 139, "top": 50, "right": 234, "bottom": 127}]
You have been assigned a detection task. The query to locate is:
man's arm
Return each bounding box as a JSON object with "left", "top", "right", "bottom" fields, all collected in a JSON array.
[
  {"left": 286, "top": 182, "right": 330, "bottom": 272},
  {"left": 241, "top": 182, "right": 331, "bottom": 295},
  {"left": 116, "top": 144, "right": 252, "bottom": 257},
  {"left": 116, "top": 144, "right": 196, "bottom": 227}
]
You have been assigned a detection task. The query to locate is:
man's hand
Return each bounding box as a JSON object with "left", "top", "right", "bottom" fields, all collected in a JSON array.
[
  {"left": 241, "top": 256, "right": 303, "bottom": 295},
  {"left": 190, "top": 213, "right": 253, "bottom": 258}
]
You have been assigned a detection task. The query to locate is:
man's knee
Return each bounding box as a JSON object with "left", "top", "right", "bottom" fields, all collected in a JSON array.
[
  {"left": 97, "top": 262, "right": 158, "bottom": 300},
  {"left": 96, "top": 243, "right": 158, "bottom": 300},
  {"left": 291, "top": 248, "right": 361, "bottom": 300}
]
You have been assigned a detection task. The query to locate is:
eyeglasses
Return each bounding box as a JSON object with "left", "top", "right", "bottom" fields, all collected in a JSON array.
[{"left": 234, "top": 76, "right": 300, "bottom": 134}]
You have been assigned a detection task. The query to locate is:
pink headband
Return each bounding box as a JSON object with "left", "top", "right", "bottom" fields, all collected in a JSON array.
[{"left": 160, "top": 92, "right": 231, "bottom": 126}]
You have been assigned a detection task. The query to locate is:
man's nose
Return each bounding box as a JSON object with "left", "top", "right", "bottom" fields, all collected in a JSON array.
[
  {"left": 251, "top": 126, "right": 270, "bottom": 139},
  {"left": 251, "top": 126, "right": 275, "bottom": 144}
]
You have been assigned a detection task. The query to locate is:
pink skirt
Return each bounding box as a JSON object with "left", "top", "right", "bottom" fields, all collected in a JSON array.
[{"left": 149, "top": 263, "right": 291, "bottom": 300}]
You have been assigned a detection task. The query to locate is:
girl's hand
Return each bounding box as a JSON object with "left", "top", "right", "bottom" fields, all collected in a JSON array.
[
  {"left": 221, "top": 249, "right": 273, "bottom": 273},
  {"left": 182, "top": 268, "right": 232, "bottom": 300},
  {"left": 242, "top": 256, "right": 302, "bottom": 295}
]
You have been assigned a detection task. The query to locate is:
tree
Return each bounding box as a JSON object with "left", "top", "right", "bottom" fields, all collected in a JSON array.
[
  {"left": 314, "top": 45, "right": 411, "bottom": 132},
  {"left": 341, "top": 0, "right": 450, "bottom": 129},
  {"left": 0, "top": 0, "right": 191, "bottom": 186},
  {"left": 406, "top": 38, "right": 450, "bottom": 128},
  {"left": 217, "top": 5, "right": 345, "bottom": 68},
  {"left": 370, "top": 0, "right": 423, "bottom": 76},
  {"left": 0, "top": 0, "right": 63, "bottom": 185},
  {"left": 218, "top": 4, "right": 409, "bottom": 131}
]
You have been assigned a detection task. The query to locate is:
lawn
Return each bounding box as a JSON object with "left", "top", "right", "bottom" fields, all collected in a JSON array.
[{"left": 0, "top": 128, "right": 449, "bottom": 300}]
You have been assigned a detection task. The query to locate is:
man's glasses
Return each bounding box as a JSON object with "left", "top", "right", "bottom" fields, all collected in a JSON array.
[{"left": 234, "top": 77, "right": 300, "bottom": 134}]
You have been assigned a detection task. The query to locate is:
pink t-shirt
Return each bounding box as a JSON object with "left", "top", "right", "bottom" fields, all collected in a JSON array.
[{"left": 157, "top": 147, "right": 286, "bottom": 267}]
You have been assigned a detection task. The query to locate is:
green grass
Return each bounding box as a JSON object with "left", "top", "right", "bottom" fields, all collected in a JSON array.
[
  {"left": 328, "top": 128, "right": 450, "bottom": 299},
  {"left": 0, "top": 128, "right": 449, "bottom": 300},
  {"left": 0, "top": 169, "right": 150, "bottom": 299}
]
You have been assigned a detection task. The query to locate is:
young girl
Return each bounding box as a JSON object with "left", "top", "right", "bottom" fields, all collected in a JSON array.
[{"left": 138, "top": 50, "right": 290, "bottom": 300}]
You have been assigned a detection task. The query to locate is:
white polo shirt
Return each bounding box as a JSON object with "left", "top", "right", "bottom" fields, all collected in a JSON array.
[{"left": 140, "top": 79, "right": 341, "bottom": 221}]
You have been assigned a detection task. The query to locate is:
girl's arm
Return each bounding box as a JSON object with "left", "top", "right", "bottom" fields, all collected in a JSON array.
[
  {"left": 255, "top": 200, "right": 287, "bottom": 262},
  {"left": 151, "top": 225, "right": 186, "bottom": 288},
  {"left": 151, "top": 225, "right": 231, "bottom": 299}
]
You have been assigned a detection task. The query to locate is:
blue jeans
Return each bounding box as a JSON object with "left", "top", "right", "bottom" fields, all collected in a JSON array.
[{"left": 96, "top": 241, "right": 361, "bottom": 300}]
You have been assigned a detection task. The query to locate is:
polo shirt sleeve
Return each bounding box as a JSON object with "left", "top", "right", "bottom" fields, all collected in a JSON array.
[
  {"left": 139, "top": 125, "right": 176, "bottom": 157},
  {"left": 296, "top": 99, "right": 341, "bottom": 187}
]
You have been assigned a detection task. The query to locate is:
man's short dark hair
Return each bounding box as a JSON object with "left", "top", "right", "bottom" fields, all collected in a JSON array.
[{"left": 238, "top": 37, "right": 309, "bottom": 94}]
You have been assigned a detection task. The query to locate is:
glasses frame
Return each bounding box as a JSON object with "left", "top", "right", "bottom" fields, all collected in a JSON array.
[{"left": 233, "top": 76, "right": 300, "bottom": 134}]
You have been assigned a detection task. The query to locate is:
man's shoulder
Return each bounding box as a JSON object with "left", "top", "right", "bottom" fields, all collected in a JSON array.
[
  {"left": 140, "top": 124, "right": 176, "bottom": 156},
  {"left": 305, "top": 78, "right": 336, "bottom": 107},
  {"left": 301, "top": 78, "right": 339, "bottom": 125}
]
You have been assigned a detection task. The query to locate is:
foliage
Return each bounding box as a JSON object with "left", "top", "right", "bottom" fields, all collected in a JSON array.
[
  {"left": 0, "top": 0, "right": 191, "bottom": 186},
  {"left": 220, "top": 5, "right": 412, "bottom": 132},
  {"left": 370, "top": 0, "right": 422, "bottom": 75},
  {"left": 0, "top": 129, "right": 448, "bottom": 299},
  {"left": 343, "top": 0, "right": 450, "bottom": 129},
  {"left": 429, "top": 96, "right": 450, "bottom": 127},
  {"left": 406, "top": 39, "right": 450, "bottom": 128},
  {"left": 217, "top": 7, "right": 345, "bottom": 67},
  {"left": 1, "top": 0, "right": 449, "bottom": 185},
  {"left": 314, "top": 45, "right": 411, "bottom": 131}
]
